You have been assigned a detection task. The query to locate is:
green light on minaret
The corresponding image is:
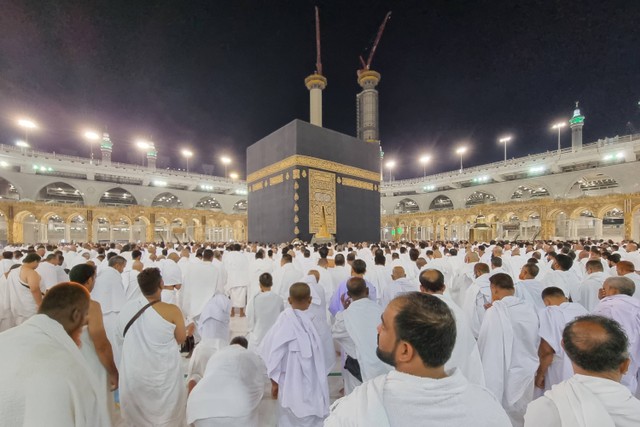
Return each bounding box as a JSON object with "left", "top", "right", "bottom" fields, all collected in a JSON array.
[{"left": 569, "top": 101, "right": 585, "bottom": 125}]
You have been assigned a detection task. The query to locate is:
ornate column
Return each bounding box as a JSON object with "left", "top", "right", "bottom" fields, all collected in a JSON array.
[
  {"left": 624, "top": 198, "right": 633, "bottom": 240},
  {"left": 86, "top": 210, "right": 94, "bottom": 242},
  {"left": 7, "top": 205, "right": 14, "bottom": 244}
]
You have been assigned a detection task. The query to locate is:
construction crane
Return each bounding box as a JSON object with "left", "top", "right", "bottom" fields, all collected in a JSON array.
[
  {"left": 314, "top": 6, "right": 323, "bottom": 75},
  {"left": 359, "top": 11, "right": 392, "bottom": 71}
]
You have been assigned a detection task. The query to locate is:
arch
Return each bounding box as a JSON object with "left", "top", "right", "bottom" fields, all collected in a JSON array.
[
  {"left": 99, "top": 187, "right": 138, "bottom": 206},
  {"left": 233, "top": 199, "right": 247, "bottom": 214},
  {"left": 510, "top": 184, "right": 550, "bottom": 200},
  {"left": 152, "top": 192, "right": 183, "bottom": 209},
  {"left": 69, "top": 213, "right": 88, "bottom": 243},
  {"left": 394, "top": 198, "right": 420, "bottom": 214},
  {"left": 0, "top": 176, "right": 20, "bottom": 200},
  {"left": 569, "top": 207, "right": 594, "bottom": 220},
  {"left": 195, "top": 196, "right": 222, "bottom": 211},
  {"left": 565, "top": 173, "right": 619, "bottom": 198},
  {"left": 597, "top": 205, "right": 624, "bottom": 220},
  {"left": 37, "top": 182, "right": 84, "bottom": 205},
  {"left": 429, "top": 195, "right": 454, "bottom": 211},
  {"left": 465, "top": 191, "right": 496, "bottom": 208}
]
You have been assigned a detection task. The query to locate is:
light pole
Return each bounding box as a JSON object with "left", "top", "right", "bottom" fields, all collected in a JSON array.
[
  {"left": 385, "top": 160, "right": 395, "bottom": 182},
  {"left": 136, "top": 140, "right": 150, "bottom": 166},
  {"left": 84, "top": 130, "right": 100, "bottom": 164},
  {"left": 552, "top": 122, "right": 566, "bottom": 154},
  {"left": 181, "top": 149, "right": 193, "bottom": 173},
  {"left": 456, "top": 146, "right": 467, "bottom": 173},
  {"left": 17, "top": 118, "right": 37, "bottom": 145},
  {"left": 419, "top": 155, "right": 431, "bottom": 177},
  {"left": 498, "top": 136, "right": 512, "bottom": 164},
  {"left": 220, "top": 156, "right": 231, "bottom": 178}
]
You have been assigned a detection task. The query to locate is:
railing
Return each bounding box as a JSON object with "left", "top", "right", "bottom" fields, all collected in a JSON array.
[
  {"left": 381, "top": 133, "right": 640, "bottom": 189},
  {"left": 0, "top": 144, "right": 247, "bottom": 186}
]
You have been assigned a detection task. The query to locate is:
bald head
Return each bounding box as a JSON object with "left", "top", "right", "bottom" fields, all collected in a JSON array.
[
  {"left": 168, "top": 252, "right": 179, "bottom": 262},
  {"left": 563, "top": 315, "right": 629, "bottom": 375},
  {"left": 391, "top": 266, "right": 406, "bottom": 280},
  {"left": 419, "top": 269, "right": 445, "bottom": 294}
]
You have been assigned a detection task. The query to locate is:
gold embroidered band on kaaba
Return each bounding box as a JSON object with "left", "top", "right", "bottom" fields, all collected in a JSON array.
[{"left": 247, "top": 155, "right": 380, "bottom": 184}]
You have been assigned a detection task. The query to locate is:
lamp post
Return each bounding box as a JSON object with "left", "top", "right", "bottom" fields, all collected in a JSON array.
[
  {"left": 17, "top": 118, "right": 37, "bottom": 145},
  {"left": 220, "top": 156, "right": 231, "bottom": 178},
  {"left": 419, "top": 155, "right": 431, "bottom": 177},
  {"left": 456, "top": 146, "right": 467, "bottom": 173},
  {"left": 84, "top": 130, "right": 100, "bottom": 164},
  {"left": 181, "top": 149, "right": 193, "bottom": 173},
  {"left": 498, "top": 136, "right": 512, "bottom": 164},
  {"left": 136, "top": 140, "right": 150, "bottom": 166},
  {"left": 552, "top": 122, "right": 566, "bottom": 155},
  {"left": 385, "top": 160, "right": 395, "bottom": 182}
]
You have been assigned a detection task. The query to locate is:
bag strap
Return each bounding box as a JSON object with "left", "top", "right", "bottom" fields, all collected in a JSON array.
[{"left": 123, "top": 300, "right": 160, "bottom": 337}]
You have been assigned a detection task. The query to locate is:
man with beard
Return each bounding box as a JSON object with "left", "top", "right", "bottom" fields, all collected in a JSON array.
[{"left": 325, "top": 292, "right": 510, "bottom": 427}]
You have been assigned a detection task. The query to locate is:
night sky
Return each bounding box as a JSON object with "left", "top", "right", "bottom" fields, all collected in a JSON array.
[{"left": 1, "top": 0, "right": 638, "bottom": 179}]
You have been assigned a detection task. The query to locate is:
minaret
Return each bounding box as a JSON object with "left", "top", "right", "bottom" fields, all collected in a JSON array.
[
  {"left": 305, "top": 74, "right": 327, "bottom": 127},
  {"left": 146, "top": 143, "right": 157, "bottom": 170},
  {"left": 100, "top": 132, "right": 113, "bottom": 165},
  {"left": 356, "top": 70, "right": 381, "bottom": 142},
  {"left": 304, "top": 7, "right": 326, "bottom": 127},
  {"left": 569, "top": 101, "right": 585, "bottom": 151},
  {"left": 356, "top": 11, "right": 391, "bottom": 144}
]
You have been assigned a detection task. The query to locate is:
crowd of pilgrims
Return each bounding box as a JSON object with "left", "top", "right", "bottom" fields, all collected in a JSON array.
[{"left": 0, "top": 238, "right": 639, "bottom": 426}]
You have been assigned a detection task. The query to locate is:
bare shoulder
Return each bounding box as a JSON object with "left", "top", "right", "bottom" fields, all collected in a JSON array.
[{"left": 153, "top": 301, "right": 183, "bottom": 323}]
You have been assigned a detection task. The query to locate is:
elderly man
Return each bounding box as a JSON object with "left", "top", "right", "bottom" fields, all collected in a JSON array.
[
  {"left": 380, "top": 266, "right": 419, "bottom": 308},
  {"left": 332, "top": 277, "right": 391, "bottom": 394},
  {"left": 535, "top": 287, "right": 588, "bottom": 392},
  {"left": 325, "top": 292, "right": 510, "bottom": 426},
  {"left": 514, "top": 263, "right": 546, "bottom": 311},
  {"left": 0, "top": 283, "right": 111, "bottom": 426},
  {"left": 419, "top": 268, "right": 485, "bottom": 386},
  {"left": 592, "top": 276, "right": 640, "bottom": 394},
  {"left": 478, "top": 273, "right": 540, "bottom": 427},
  {"left": 525, "top": 315, "right": 640, "bottom": 426}
]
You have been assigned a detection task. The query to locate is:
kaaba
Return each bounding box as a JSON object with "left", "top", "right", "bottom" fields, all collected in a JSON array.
[{"left": 246, "top": 119, "right": 381, "bottom": 243}]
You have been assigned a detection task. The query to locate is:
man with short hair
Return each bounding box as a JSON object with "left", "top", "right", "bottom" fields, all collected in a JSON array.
[
  {"left": 616, "top": 260, "right": 640, "bottom": 299},
  {"left": 462, "top": 262, "right": 492, "bottom": 338},
  {"left": 535, "top": 286, "right": 588, "bottom": 392},
  {"left": 247, "top": 272, "right": 284, "bottom": 350},
  {"left": 181, "top": 248, "right": 222, "bottom": 337},
  {"left": 478, "top": 273, "right": 540, "bottom": 427},
  {"left": 259, "top": 282, "right": 334, "bottom": 427},
  {"left": 91, "top": 255, "right": 127, "bottom": 365},
  {"left": 329, "top": 259, "right": 377, "bottom": 316},
  {"left": 325, "top": 292, "right": 510, "bottom": 426},
  {"left": 592, "top": 276, "right": 640, "bottom": 394},
  {"left": 223, "top": 243, "right": 250, "bottom": 317},
  {"left": 514, "top": 263, "right": 546, "bottom": 311},
  {"left": 35, "top": 253, "right": 69, "bottom": 290},
  {"left": 7, "top": 252, "right": 43, "bottom": 326},
  {"left": 419, "top": 269, "right": 485, "bottom": 386},
  {"left": 332, "top": 277, "right": 391, "bottom": 394},
  {"left": 525, "top": 315, "right": 640, "bottom": 426},
  {"left": 0, "top": 283, "right": 111, "bottom": 426},
  {"left": 273, "top": 253, "right": 303, "bottom": 302},
  {"left": 573, "top": 259, "right": 609, "bottom": 310},
  {"left": 117, "top": 267, "right": 187, "bottom": 427},
  {"left": 544, "top": 253, "right": 580, "bottom": 297},
  {"left": 158, "top": 252, "right": 183, "bottom": 304}
]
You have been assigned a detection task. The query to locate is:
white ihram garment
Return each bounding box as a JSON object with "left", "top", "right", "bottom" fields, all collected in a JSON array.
[
  {"left": 478, "top": 296, "right": 540, "bottom": 427},
  {"left": 246, "top": 291, "right": 284, "bottom": 350},
  {"left": 525, "top": 374, "right": 640, "bottom": 427},
  {"left": 462, "top": 273, "right": 491, "bottom": 338},
  {"left": 197, "top": 293, "right": 231, "bottom": 341},
  {"left": 181, "top": 261, "right": 221, "bottom": 323},
  {"left": 7, "top": 268, "right": 45, "bottom": 326},
  {"left": 117, "top": 297, "right": 186, "bottom": 427},
  {"left": 91, "top": 266, "right": 126, "bottom": 365}
]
